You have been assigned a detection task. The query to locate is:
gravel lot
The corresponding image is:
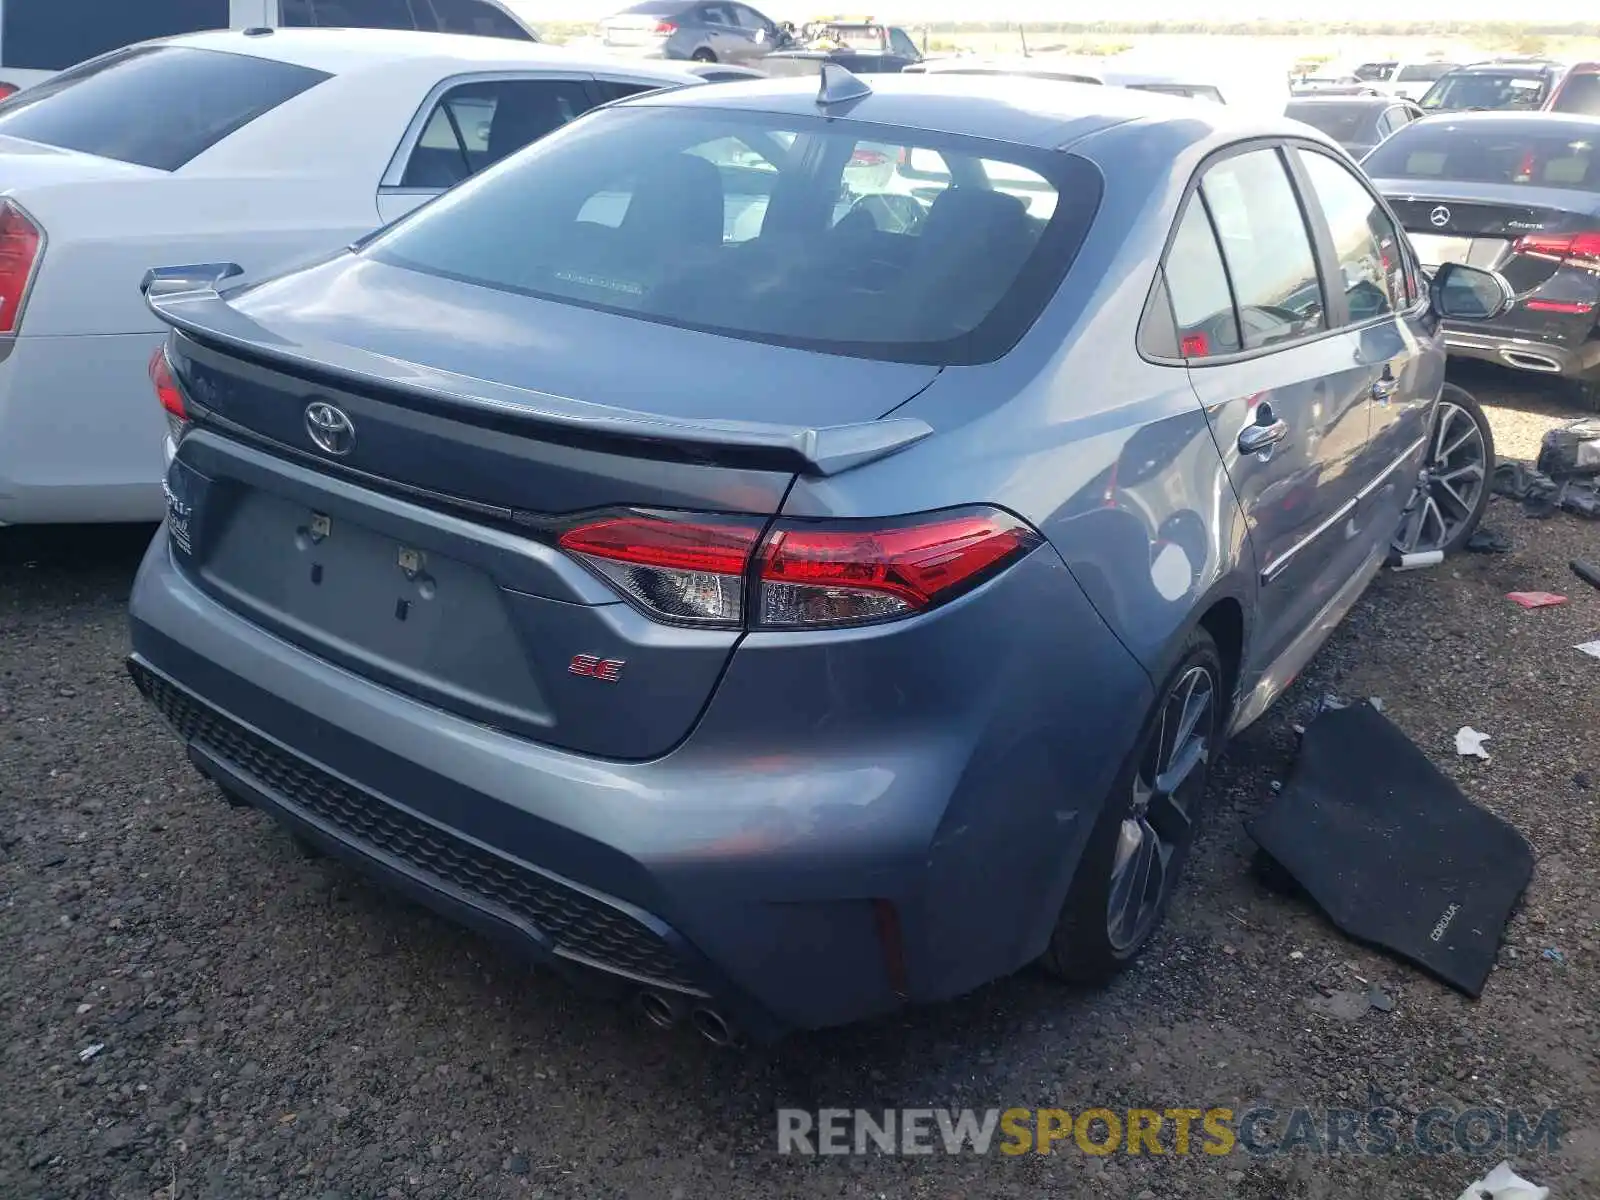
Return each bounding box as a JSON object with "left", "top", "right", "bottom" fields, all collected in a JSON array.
[{"left": 2, "top": 364, "right": 1596, "bottom": 1200}]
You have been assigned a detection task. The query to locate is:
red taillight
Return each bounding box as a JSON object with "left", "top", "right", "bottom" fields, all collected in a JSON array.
[
  {"left": 148, "top": 345, "right": 186, "bottom": 420},
  {"left": 0, "top": 83, "right": 17, "bottom": 101},
  {"left": 1180, "top": 332, "right": 1211, "bottom": 357},
  {"left": 0, "top": 200, "right": 42, "bottom": 334},
  {"left": 556, "top": 507, "right": 1041, "bottom": 629},
  {"left": 652, "top": 20, "right": 676, "bottom": 33},
  {"left": 558, "top": 513, "right": 761, "bottom": 624},
  {"left": 1512, "top": 230, "right": 1600, "bottom": 266},
  {"left": 756, "top": 511, "right": 1040, "bottom": 627},
  {"left": 850, "top": 148, "right": 889, "bottom": 167}
]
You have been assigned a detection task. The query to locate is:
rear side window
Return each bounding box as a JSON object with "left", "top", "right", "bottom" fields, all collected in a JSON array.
[
  {"left": 370, "top": 107, "right": 1102, "bottom": 365},
  {"left": 1552, "top": 73, "right": 1600, "bottom": 116},
  {"left": 428, "top": 0, "right": 533, "bottom": 39},
  {"left": 0, "top": 46, "right": 328, "bottom": 171},
  {"left": 1364, "top": 122, "right": 1600, "bottom": 190},
  {"left": 400, "top": 78, "right": 593, "bottom": 189},
  {"left": 1163, "top": 197, "right": 1239, "bottom": 357},
  {"left": 890, "top": 28, "right": 919, "bottom": 59},
  {"left": 1199, "top": 148, "right": 1326, "bottom": 351},
  {"left": 0, "top": 0, "right": 228, "bottom": 73}
]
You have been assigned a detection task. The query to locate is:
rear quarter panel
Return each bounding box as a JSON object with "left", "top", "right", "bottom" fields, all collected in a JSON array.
[{"left": 780, "top": 116, "right": 1257, "bottom": 692}]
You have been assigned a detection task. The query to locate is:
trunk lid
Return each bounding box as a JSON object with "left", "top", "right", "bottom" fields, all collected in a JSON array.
[
  {"left": 152, "top": 255, "right": 939, "bottom": 760},
  {"left": 1381, "top": 181, "right": 1600, "bottom": 290},
  {"left": 599, "top": 13, "right": 671, "bottom": 48},
  {"left": 0, "top": 134, "right": 161, "bottom": 189}
]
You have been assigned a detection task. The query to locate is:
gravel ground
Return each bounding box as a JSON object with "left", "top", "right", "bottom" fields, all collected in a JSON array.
[{"left": 2, "top": 364, "right": 1596, "bottom": 1200}]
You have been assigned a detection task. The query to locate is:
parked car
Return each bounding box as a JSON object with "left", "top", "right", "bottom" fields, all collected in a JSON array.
[
  {"left": 1365, "top": 112, "right": 1600, "bottom": 410},
  {"left": 1418, "top": 58, "right": 1566, "bottom": 113},
  {"left": 759, "top": 21, "right": 922, "bottom": 77},
  {"left": 1289, "top": 69, "right": 1381, "bottom": 98},
  {"left": 0, "top": 0, "right": 545, "bottom": 98},
  {"left": 1283, "top": 94, "right": 1424, "bottom": 158},
  {"left": 1544, "top": 60, "right": 1600, "bottom": 115},
  {"left": 1354, "top": 59, "right": 1460, "bottom": 101},
  {"left": 128, "top": 70, "right": 1510, "bottom": 1039},
  {"left": 0, "top": 29, "right": 701, "bottom": 525},
  {"left": 597, "top": 0, "right": 790, "bottom": 65}
]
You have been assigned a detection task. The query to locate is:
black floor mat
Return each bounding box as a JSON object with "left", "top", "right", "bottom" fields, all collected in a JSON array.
[{"left": 1246, "top": 703, "right": 1534, "bottom": 998}]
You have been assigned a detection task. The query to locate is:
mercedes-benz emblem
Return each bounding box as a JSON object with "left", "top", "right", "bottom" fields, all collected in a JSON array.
[
  {"left": 1429, "top": 205, "right": 1451, "bottom": 228},
  {"left": 304, "top": 401, "right": 355, "bottom": 456}
]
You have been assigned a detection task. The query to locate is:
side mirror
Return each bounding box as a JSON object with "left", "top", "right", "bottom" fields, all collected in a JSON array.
[
  {"left": 140, "top": 262, "right": 243, "bottom": 298},
  {"left": 1429, "top": 260, "right": 1514, "bottom": 321}
]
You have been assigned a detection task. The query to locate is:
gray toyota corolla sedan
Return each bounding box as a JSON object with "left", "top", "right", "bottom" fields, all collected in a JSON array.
[{"left": 127, "top": 68, "right": 1510, "bottom": 1042}]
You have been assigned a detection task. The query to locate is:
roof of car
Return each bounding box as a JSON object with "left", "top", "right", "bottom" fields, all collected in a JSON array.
[
  {"left": 615, "top": 71, "right": 1304, "bottom": 151},
  {"left": 150, "top": 26, "right": 702, "bottom": 83},
  {"left": 1454, "top": 58, "right": 1561, "bottom": 72},
  {"left": 1402, "top": 110, "right": 1600, "bottom": 130}
]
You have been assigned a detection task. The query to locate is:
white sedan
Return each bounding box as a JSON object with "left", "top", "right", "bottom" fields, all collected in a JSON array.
[{"left": 0, "top": 28, "right": 702, "bottom": 524}]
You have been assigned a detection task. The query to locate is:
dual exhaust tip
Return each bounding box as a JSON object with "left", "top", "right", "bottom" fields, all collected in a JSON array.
[{"left": 638, "top": 990, "right": 738, "bottom": 1047}]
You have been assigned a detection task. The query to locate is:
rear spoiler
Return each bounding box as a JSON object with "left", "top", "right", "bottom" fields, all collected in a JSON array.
[{"left": 144, "top": 284, "right": 933, "bottom": 478}]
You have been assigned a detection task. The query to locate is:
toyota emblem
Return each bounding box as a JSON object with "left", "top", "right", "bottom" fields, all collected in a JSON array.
[
  {"left": 1429, "top": 205, "right": 1451, "bottom": 228},
  {"left": 304, "top": 401, "right": 355, "bottom": 456}
]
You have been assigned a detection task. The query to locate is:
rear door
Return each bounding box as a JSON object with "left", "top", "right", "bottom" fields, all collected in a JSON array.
[
  {"left": 1291, "top": 144, "right": 1438, "bottom": 537},
  {"left": 378, "top": 74, "right": 600, "bottom": 222},
  {"left": 1173, "top": 145, "right": 1376, "bottom": 676}
]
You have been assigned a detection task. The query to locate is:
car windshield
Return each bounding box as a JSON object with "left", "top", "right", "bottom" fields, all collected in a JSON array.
[
  {"left": 1551, "top": 73, "right": 1600, "bottom": 116},
  {"left": 0, "top": 45, "right": 327, "bottom": 170},
  {"left": 367, "top": 106, "right": 1102, "bottom": 366},
  {"left": 1363, "top": 122, "right": 1600, "bottom": 190},
  {"left": 1419, "top": 70, "right": 1547, "bottom": 111},
  {"left": 1284, "top": 102, "right": 1373, "bottom": 140}
]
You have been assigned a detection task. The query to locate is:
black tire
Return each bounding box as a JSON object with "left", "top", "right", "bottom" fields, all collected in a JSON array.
[
  {"left": 1040, "top": 629, "right": 1225, "bottom": 983},
  {"left": 691, "top": 48, "right": 717, "bottom": 62},
  {"left": 1570, "top": 375, "right": 1600, "bottom": 414},
  {"left": 1392, "top": 382, "right": 1495, "bottom": 559},
  {"left": 1433, "top": 382, "right": 1494, "bottom": 557}
]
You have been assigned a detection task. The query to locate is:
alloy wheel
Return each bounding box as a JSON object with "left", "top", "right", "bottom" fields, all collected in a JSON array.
[
  {"left": 1106, "top": 664, "right": 1216, "bottom": 952},
  {"left": 1392, "top": 398, "right": 1489, "bottom": 556}
]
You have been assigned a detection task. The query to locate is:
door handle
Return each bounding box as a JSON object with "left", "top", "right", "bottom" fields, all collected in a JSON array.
[{"left": 1238, "top": 404, "right": 1290, "bottom": 456}]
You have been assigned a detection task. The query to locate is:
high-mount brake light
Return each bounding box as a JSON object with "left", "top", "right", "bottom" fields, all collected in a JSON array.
[
  {"left": 0, "top": 200, "right": 42, "bottom": 334},
  {"left": 556, "top": 507, "right": 1041, "bottom": 630}
]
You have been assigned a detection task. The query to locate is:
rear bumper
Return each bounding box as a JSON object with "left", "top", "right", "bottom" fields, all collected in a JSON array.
[
  {"left": 0, "top": 332, "right": 167, "bottom": 524},
  {"left": 1442, "top": 323, "right": 1600, "bottom": 380},
  {"left": 127, "top": 528, "right": 1152, "bottom": 1035}
]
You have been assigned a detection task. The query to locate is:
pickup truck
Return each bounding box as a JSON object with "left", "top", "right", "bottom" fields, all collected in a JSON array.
[{"left": 758, "top": 22, "right": 923, "bottom": 77}]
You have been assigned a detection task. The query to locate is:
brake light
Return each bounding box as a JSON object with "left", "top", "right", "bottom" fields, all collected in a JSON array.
[
  {"left": 0, "top": 82, "right": 17, "bottom": 101},
  {"left": 1512, "top": 231, "right": 1600, "bottom": 266},
  {"left": 850, "top": 148, "right": 890, "bottom": 167},
  {"left": 558, "top": 513, "right": 761, "bottom": 624},
  {"left": 0, "top": 200, "right": 42, "bottom": 334},
  {"left": 148, "top": 345, "right": 191, "bottom": 450},
  {"left": 757, "top": 511, "right": 1039, "bottom": 627},
  {"left": 556, "top": 507, "right": 1041, "bottom": 629},
  {"left": 652, "top": 20, "right": 676, "bottom": 33}
]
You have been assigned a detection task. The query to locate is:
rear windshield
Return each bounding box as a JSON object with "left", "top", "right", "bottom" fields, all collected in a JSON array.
[
  {"left": 0, "top": 0, "right": 227, "bottom": 73},
  {"left": 1419, "top": 71, "right": 1548, "bottom": 111},
  {"left": 1284, "top": 102, "right": 1374, "bottom": 140},
  {"left": 1132, "top": 83, "right": 1224, "bottom": 104},
  {"left": 0, "top": 46, "right": 329, "bottom": 171},
  {"left": 1396, "top": 62, "right": 1454, "bottom": 82},
  {"left": 1551, "top": 73, "right": 1600, "bottom": 116},
  {"left": 1363, "top": 122, "right": 1600, "bottom": 191},
  {"left": 368, "top": 106, "right": 1102, "bottom": 365}
]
